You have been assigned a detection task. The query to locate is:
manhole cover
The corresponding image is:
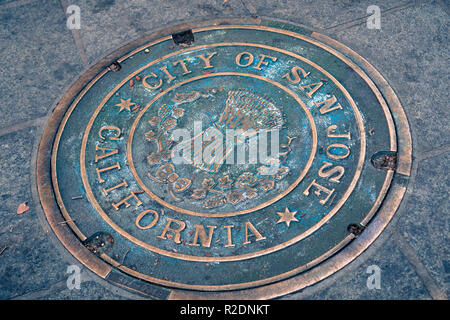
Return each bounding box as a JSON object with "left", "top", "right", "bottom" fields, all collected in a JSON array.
[{"left": 37, "top": 18, "right": 411, "bottom": 299}]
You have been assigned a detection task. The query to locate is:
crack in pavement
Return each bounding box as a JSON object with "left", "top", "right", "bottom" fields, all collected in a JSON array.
[{"left": 393, "top": 232, "right": 447, "bottom": 300}]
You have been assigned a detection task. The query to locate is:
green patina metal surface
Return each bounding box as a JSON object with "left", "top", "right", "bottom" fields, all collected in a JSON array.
[{"left": 43, "top": 20, "right": 402, "bottom": 295}]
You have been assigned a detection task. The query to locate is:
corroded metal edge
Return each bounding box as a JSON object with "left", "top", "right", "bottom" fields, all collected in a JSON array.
[
  {"left": 35, "top": 17, "right": 412, "bottom": 299},
  {"left": 36, "top": 71, "right": 112, "bottom": 279}
]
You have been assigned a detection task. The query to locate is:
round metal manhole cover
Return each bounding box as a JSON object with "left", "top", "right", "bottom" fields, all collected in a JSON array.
[{"left": 36, "top": 19, "right": 411, "bottom": 299}]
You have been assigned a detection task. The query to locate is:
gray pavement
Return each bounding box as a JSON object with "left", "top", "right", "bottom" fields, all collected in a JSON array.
[{"left": 0, "top": 0, "right": 448, "bottom": 299}]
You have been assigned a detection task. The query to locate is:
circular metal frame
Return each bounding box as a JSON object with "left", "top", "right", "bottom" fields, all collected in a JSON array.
[{"left": 36, "top": 17, "right": 412, "bottom": 299}]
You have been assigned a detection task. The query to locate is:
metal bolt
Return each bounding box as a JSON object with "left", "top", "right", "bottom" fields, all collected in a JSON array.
[
  {"left": 347, "top": 224, "right": 365, "bottom": 236},
  {"left": 108, "top": 61, "right": 121, "bottom": 72}
]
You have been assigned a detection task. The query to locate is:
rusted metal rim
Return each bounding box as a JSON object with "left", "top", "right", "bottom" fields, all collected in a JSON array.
[{"left": 36, "top": 17, "right": 412, "bottom": 299}]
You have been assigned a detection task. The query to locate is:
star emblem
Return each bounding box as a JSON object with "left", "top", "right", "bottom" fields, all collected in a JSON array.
[
  {"left": 276, "top": 207, "right": 298, "bottom": 227},
  {"left": 115, "top": 98, "right": 135, "bottom": 112}
]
